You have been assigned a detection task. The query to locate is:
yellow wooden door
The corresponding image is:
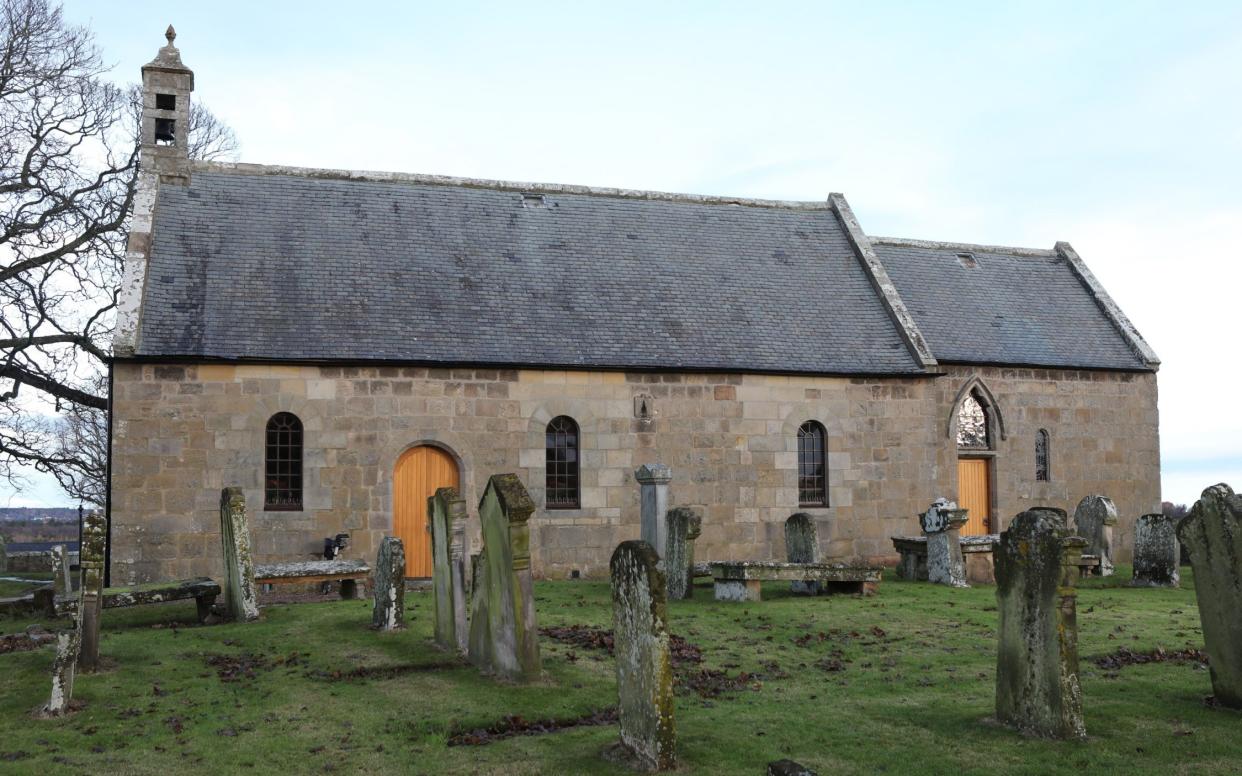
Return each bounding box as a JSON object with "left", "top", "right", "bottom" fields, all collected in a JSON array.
[
  {"left": 957, "top": 458, "right": 991, "bottom": 535},
  {"left": 393, "top": 446, "right": 459, "bottom": 578}
]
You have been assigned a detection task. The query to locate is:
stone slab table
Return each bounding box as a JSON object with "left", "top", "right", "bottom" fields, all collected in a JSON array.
[{"left": 710, "top": 561, "right": 881, "bottom": 601}]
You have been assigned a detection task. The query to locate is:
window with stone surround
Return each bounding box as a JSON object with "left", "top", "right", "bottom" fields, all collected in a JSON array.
[
  {"left": 1036, "top": 429, "right": 1051, "bottom": 481},
  {"left": 797, "top": 421, "right": 828, "bottom": 507},
  {"left": 265, "top": 412, "right": 303, "bottom": 510},
  {"left": 545, "top": 415, "right": 580, "bottom": 509}
]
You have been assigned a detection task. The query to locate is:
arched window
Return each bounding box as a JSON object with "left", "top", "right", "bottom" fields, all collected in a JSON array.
[
  {"left": 797, "top": 421, "right": 828, "bottom": 507},
  {"left": 956, "top": 392, "right": 991, "bottom": 450},
  {"left": 545, "top": 416, "right": 580, "bottom": 509},
  {"left": 265, "top": 412, "right": 303, "bottom": 510},
  {"left": 1035, "top": 429, "right": 1051, "bottom": 481}
]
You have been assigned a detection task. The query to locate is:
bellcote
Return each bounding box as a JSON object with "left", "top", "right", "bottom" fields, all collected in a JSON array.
[{"left": 140, "top": 25, "right": 194, "bottom": 183}]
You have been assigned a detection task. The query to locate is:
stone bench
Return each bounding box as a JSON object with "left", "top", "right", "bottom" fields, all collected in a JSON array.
[
  {"left": 254, "top": 559, "right": 369, "bottom": 599},
  {"left": 710, "top": 561, "right": 882, "bottom": 602}
]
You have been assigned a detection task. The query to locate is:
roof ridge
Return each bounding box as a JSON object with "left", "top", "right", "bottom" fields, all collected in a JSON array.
[
  {"left": 870, "top": 235, "right": 1057, "bottom": 258},
  {"left": 192, "top": 160, "right": 835, "bottom": 211}
]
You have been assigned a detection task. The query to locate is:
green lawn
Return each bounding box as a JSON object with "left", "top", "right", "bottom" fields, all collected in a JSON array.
[
  {"left": 0, "top": 566, "right": 1235, "bottom": 775},
  {"left": 0, "top": 572, "right": 52, "bottom": 598}
]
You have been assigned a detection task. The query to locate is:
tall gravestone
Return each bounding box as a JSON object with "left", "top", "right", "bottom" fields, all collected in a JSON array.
[
  {"left": 1177, "top": 484, "right": 1242, "bottom": 708},
  {"left": 608, "top": 540, "right": 676, "bottom": 772},
  {"left": 372, "top": 537, "right": 406, "bottom": 631},
  {"left": 40, "top": 566, "right": 85, "bottom": 716},
  {"left": 785, "top": 513, "right": 820, "bottom": 594},
  {"left": 1073, "top": 494, "right": 1117, "bottom": 576},
  {"left": 468, "top": 474, "right": 541, "bottom": 682},
  {"left": 1131, "top": 513, "right": 1180, "bottom": 588},
  {"left": 664, "top": 506, "right": 698, "bottom": 600},
  {"left": 994, "top": 508, "right": 1086, "bottom": 739},
  {"left": 684, "top": 509, "right": 702, "bottom": 596},
  {"left": 636, "top": 464, "right": 672, "bottom": 568},
  {"left": 219, "top": 487, "right": 260, "bottom": 622},
  {"left": 77, "top": 510, "right": 108, "bottom": 673},
  {"left": 922, "top": 498, "right": 969, "bottom": 588},
  {"left": 51, "top": 544, "right": 72, "bottom": 595},
  {"left": 430, "top": 486, "right": 469, "bottom": 653}
]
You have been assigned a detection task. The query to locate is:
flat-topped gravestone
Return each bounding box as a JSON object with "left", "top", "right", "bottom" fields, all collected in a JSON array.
[
  {"left": 711, "top": 562, "right": 881, "bottom": 601},
  {"left": 922, "top": 499, "right": 969, "bottom": 588},
  {"left": 1073, "top": 495, "right": 1117, "bottom": 577},
  {"left": 1177, "top": 483, "right": 1242, "bottom": 708},
  {"left": 636, "top": 464, "right": 672, "bottom": 567},
  {"left": 78, "top": 510, "right": 108, "bottom": 673},
  {"left": 468, "top": 474, "right": 541, "bottom": 682},
  {"left": 994, "top": 508, "right": 1086, "bottom": 739},
  {"left": 664, "top": 506, "right": 699, "bottom": 600},
  {"left": 607, "top": 541, "right": 675, "bottom": 771},
  {"left": 430, "top": 487, "right": 469, "bottom": 653},
  {"left": 1131, "top": 513, "right": 1180, "bottom": 588},
  {"left": 219, "top": 487, "right": 260, "bottom": 621},
  {"left": 785, "top": 513, "right": 820, "bottom": 595},
  {"left": 372, "top": 537, "right": 405, "bottom": 631}
]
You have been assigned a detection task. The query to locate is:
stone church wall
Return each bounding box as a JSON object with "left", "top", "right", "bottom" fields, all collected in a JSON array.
[{"left": 108, "top": 362, "right": 1159, "bottom": 584}]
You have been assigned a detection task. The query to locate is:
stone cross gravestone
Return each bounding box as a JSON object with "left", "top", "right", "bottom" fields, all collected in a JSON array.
[
  {"left": 994, "top": 507, "right": 1087, "bottom": 739},
  {"left": 785, "top": 513, "right": 820, "bottom": 594},
  {"left": 608, "top": 540, "right": 676, "bottom": 772},
  {"left": 636, "top": 464, "right": 672, "bottom": 568},
  {"left": 1131, "top": 513, "right": 1180, "bottom": 588},
  {"left": 1177, "top": 483, "right": 1242, "bottom": 708},
  {"left": 219, "top": 487, "right": 260, "bottom": 621},
  {"left": 1073, "top": 494, "right": 1117, "bottom": 576},
  {"left": 372, "top": 536, "right": 406, "bottom": 631},
  {"left": 922, "top": 498, "right": 969, "bottom": 588},
  {"left": 468, "top": 474, "right": 541, "bottom": 682},
  {"left": 78, "top": 510, "right": 108, "bottom": 673},
  {"left": 664, "top": 506, "right": 698, "bottom": 600},
  {"left": 430, "top": 486, "right": 469, "bottom": 653}
]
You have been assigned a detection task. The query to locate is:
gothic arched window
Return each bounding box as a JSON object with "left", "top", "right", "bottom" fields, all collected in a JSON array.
[
  {"left": 1036, "top": 429, "right": 1051, "bottom": 481},
  {"left": 265, "top": 412, "right": 303, "bottom": 510},
  {"left": 797, "top": 421, "right": 828, "bottom": 507},
  {"left": 956, "top": 392, "right": 991, "bottom": 450},
  {"left": 545, "top": 416, "right": 580, "bottom": 509}
]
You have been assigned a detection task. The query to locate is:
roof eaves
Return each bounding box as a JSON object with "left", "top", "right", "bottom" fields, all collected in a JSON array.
[{"left": 1054, "top": 241, "right": 1161, "bottom": 370}]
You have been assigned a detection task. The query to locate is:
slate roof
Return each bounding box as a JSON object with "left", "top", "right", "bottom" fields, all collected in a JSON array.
[
  {"left": 872, "top": 240, "right": 1151, "bottom": 371},
  {"left": 135, "top": 170, "right": 924, "bottom": 374}
]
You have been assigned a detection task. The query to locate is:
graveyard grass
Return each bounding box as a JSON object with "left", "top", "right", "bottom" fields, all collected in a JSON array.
[{"left": 0, "top": 568, "right": 1236, "bottom": 775}]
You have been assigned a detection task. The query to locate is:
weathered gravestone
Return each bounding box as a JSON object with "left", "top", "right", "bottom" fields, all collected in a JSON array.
[
  {"left": 1131, "top": 513, "right": 1180, "bottom": 588},
  {"left": 636, "top": 464, "right": 672, "bottom": 567},
  {"left": 468, "top": 474, "right": 541, "bottom": 682},
  {"left": 0, "top": 533, "right": 6, "bottom": 573},
  {"left": 77, "top": 510, "right": 108, "bottom": 673},
  {"left": 40, "top": 564, "right": 85, "bottom": 717},
  {"left": 785, "top": 513, "right": 820, "bottom": 594},
  {"left": 1073, "top": 494, "right": 1117, "bottom": 576},
  {"left": 607, "top": 540, "right": 675, "bottom": 772},
  {"left": 684, "top": 510, "right": 702, "bottom": 596},
  {"left": 1177, "top": 483, "right": 1242, "bottom": 708},
  {"left": 51, "top": 544, "right": 72, "bottom": 595},
  {"left": 664, "top": 506, "right": 699, "bottom": 600},
  {"left": 219, "top": 487, "right": 260, "bottom": 621},
  {"left": 994, "top": 508, "right": 1086, "bottom": 739},
  {"left": 922, "top": 498, "right": 969, "bottom": 588},
  {"left": 430, "top": 487, "right": 469, "bottom": 653},
  {"left": 371, "top": 537, "right": 405, "bottom": 631}
]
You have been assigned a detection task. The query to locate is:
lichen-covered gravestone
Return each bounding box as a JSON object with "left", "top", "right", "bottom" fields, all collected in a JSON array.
[
  {"left": 1177, "top": 484, "right": 1242, "bottom": 708},
  {"left": 922, "top": 498, "right": 969, "bottom": 588},
  {"left": 51, "top": 544, "right": 72, "bottom": 595},
  {"left": 607, "top": 540, "right": 675, "bottom": 772},
  {"left": 994, "top": 508, "right": 1086, "bottom": 739},
  {"left": 371, "top": 537, "right": 405, "bottom": 631},
  {"left": 664, "top": 506, "right": 699, "bottom": 600},
  {"left": 468, "top": 474, "right": 541, "bottom": 682},
  {"left": 1073, "top": 494, "right": 1117, "bottom": 576},
  {"left": 1131, "top": 513, "right": 1180, "bottom": 588},
  {"left": 219, "top": 487, "right": 260, "bottom": 621},
  {"left": 636, "top": 464, "right": 672, "bottom": 567},
  {"left": 430, "top": 486, "right": 469, "bottom": 653},
  {"left": 78, "top": 510, "right": 108, "bottom": 673},
  {"left": 785, "top": 513, "right": 820, "bottom": 594},
  {"left": 40, "top": 562, "right": 85, "bottom": 717},
  {"left": 684, "top": 510, "right": 702, "bottom": 597}
]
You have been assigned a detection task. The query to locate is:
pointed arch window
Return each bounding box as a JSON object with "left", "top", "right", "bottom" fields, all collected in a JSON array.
[
  {"left": 797, "top": 421, "right": 828, "bottom": 507},
  {"left": 1035, "top": 429, "right": 1051, "bottom": 481},
  {"left": 265, "top": 412, "right": 303, "bottom": 510},
  {"left": 545, "top": 416, "right": 580, "bottom": 509},
  {"left": 956, "top": 392, "right": 991, "bottom": 450}
]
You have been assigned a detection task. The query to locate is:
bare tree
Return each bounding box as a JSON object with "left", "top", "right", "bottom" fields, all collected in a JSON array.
[{"left": 0, "top": 0, "right": 237, "bottom": 503}]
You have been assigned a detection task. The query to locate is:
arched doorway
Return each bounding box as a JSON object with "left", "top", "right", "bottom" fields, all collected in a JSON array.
[
  {"left": 955, "top": 388, "right": 995, "bottom": 536},
  {"left": 393, "top": 445, "right": 460, "bottom": 578}
]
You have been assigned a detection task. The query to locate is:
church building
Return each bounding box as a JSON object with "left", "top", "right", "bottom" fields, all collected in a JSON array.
[{"left": 108, "top": 31, "right": 1162, "bottom": 584}]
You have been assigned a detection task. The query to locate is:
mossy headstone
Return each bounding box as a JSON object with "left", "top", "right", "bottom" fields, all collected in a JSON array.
[
  {"left": 1131, "top": 513, "right": 1180, "bottom": 588},
  {"left": 608, "top": 540, "right": 676, "bottom": 771},
  {"left": 1177, "top": 483, "right": 1242, "bottom": 708},
  {"left": 219, "top": 487, "right": 259, "bottom": 622},
  {"left": 467, "top": 474, "right": 541, "bottom": 682},
  {"left": 994, "top": 507, "right": 1086, "bottom": 739},
  {"left": 785, "top": 513, "right": 820, "bottom": 594},
  {"left": 684, "top": 510, "right": 702, "bottom": 597},
  {"left": 430, "top": 486, "right": 469, "bottom": 652},
  {"left": 371, "top": 536, "right": 405, "bottom": 631},
  {"left": 664, "top": 506, "right": 698, "bottom": 600},
  {"left": 1073, "top": 494, "right": 1117, "bottom": 576},
  {"left": 78, "top": 510, "right": 108, "bottom": 673}
]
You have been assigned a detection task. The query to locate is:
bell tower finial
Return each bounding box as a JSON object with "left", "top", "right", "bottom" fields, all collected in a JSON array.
[
  {"left": 140, "top": 25, "right": 194, "bottom": 183},
  {"left": 165, "top": 25, "right": 176, "bottom": 46}
]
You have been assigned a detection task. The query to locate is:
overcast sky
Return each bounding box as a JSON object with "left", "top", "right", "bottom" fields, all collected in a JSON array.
[{"left": 5, "top": 1, "right": 1239, "bottom": 508}]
